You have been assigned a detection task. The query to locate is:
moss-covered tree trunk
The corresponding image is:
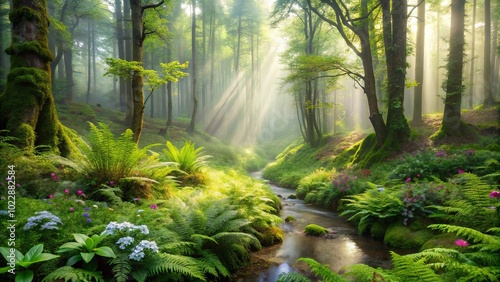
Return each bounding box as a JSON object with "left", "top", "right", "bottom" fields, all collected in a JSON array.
[
  {"left": 438, "top": 0, "right": 466, "bottom": 135},
  {"left": 0, "top": 0, "right": 73, "bottom": 156}
]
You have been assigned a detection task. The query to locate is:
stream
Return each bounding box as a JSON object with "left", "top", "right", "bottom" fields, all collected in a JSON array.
[{"left": 236, "top": 171, "right": 398, "bottom": 281}]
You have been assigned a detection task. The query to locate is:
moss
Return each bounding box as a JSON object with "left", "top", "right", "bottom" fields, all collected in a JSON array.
[
  {"left": 6, "top": 41, "right": 53, "bottom": 62},
  {"left": 14, "top": 123, "right": 35, "bottom": 150},
  {"left": 259, "top": 226, "right": 284, "bottom": 247},
  {"left": 304, "top": 224, "right": 328, "bottom": 237},
  {"left": 284, "top": 216, "right": 295, "bottom": 222},
  {"left": 370, "top": 220, "right": 389, "bottom": 239},
  {"left": 384, "top": 223, "right": 435, "bottom": 249},
  {"left": 420, "top": 233, "right": 458, "bottom": 251}
]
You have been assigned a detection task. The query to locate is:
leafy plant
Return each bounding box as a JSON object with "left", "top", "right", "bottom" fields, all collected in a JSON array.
[
  {"left": 42, "top": 266, "right": 104, "bottom": 282},
  {"left": 162, "top": 141, "right": 211, "bottom": 174},
  {"left": 57, "top": 233, "right": 116, "bottom": 270},
  {"left": 79, "top": 122, "right": 158, "bottom": 186},
  {"left": 0, "top": 244, "right": 59, "bottom": 282},
  {"left": 341, "top": 188, "right": 403, "bottom": 234}
]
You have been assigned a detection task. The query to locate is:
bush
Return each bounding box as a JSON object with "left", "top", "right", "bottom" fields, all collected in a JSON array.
[{"left": 304, "top": 224, "right": 328, "bottom": 237}]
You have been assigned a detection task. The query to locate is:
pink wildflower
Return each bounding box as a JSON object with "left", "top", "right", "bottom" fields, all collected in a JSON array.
[
  {"left": 64, "top": 189, "right": 69, "bottom": 194},
  {"left": 490, "top": 191, "right": 500, "bottom": 199},
  {"left": 69, "top": 207, "right": 74, "bottom": 212},
  {"left": 405, "top": 178, "right": 411, "bottom": 183},
  {"left": 109, "top": 181, "right": 115, "bottom": 186},
  {"left": 77, "top": 190, "right": 83, "bottom": 195},
  {"left": 458, "top": 169, "right": 465, "bottom": 174},
  {"left": 150, "top": 204, "right": 157, "bottom": 210},
  {"left": 49, "top": 194, "right": 53, "bottom": 199},
  {"left": 455, "top": 239, "right": 469, "bottom": 247}
]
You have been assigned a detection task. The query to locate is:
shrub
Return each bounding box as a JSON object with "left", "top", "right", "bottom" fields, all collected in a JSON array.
[
  {"left": 304, "top": 224, "right": 328, "bottom": 237},
  {"left": 383, "top": 223, "right": 434, "bottom": 249}
]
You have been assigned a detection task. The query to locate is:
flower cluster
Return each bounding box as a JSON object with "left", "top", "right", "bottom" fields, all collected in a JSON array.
[
  {"left": 116, "top": 236, "right": 135, "bottom": 250},
  {"left": 24, "top": 211, "right": 62, "bottom": 231},
  {"left": 129, "top": 240, "right": 159, "bottom": 261},
  {"left": 102, "top": 221, "right": 149, "bottom": 235}
]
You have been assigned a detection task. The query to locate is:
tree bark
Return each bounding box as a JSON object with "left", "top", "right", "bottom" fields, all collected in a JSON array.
[
  {"left": 412, "top": 0, "right": 425, "bottom": 124},
  {"left": 0, "top": 0, "right": 73, "bottom": 156},
  {"left": 468, "top": 0, "right": 476, "bottom": 109},
  {"left": 187, "top": 0, "right": 198, "bottom": 133},
  {"left": 440, "top": 0, "right": 465, "bottom": 135},
  {"left": 483, "top": 0, "right": 495, "bottom": 105}
]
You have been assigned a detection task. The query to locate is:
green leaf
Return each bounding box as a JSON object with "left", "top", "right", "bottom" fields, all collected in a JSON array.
[
  {"left": 73, "top": 234, "right": 89, "bottom": 245},
  {"left": 84, "top": 237, "right": 95, "bottom": 251},
  {"left": 81, "top": 252, "right": 95, "bottom": 263},
  {"left": 15, "top": 270, "right": 34, "bottom": 282},
  {"left": 90, "top": 234, "right": 106, "bottom": 247},
  {"left": 66, "top": 254, "right": 82, "bottom": 266},
  {"left": 22, "top": 244, "right": 43, "bottom": 262},
  {"left": 57, "top": 242, "right": 82, "bottom": 252},
  {"left": 0, "top": 247, "right": 16, "bottom": 262},
  {"left": 0, "top": 266, "right": 12, "bottom": 274},
  {"left": 94, "top": 246, "right": 116, "bottom": 258}
]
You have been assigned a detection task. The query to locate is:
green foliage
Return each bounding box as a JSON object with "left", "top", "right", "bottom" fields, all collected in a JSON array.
[
  {"left": 162, "top": 141, "right": 211, "bottom": 175},
  {"left": 284, "top": 54, "right": 349, "bottom": 82},
  {"left": 296, "top": 168, "right": 333, "bottom": 199},
  {"left": 78, "top": 122, "right": 159, "bottom": 187},
  {"left": 0, "top": 244, "right": 59, "bottom": 282},
  {"left": 341, "top": 188, "right": 403, "bottom": 234},
  {"left": 57, "top": 233, "right": 116, "bottom": 269},
  {"left": 304, "top": 224, "right": 328, "bottom": 237},
  {"left": 429, "top": 173, "right": 496, "bottom": 231},
  {"left": 42, "top": 266, "right": 104, "bottom": 282},
  {"left": 389, "top": 149, "right": 500, "bottom": 181},
  {"left": 277, "top": 271, "right": 312, "bottom": 282}
]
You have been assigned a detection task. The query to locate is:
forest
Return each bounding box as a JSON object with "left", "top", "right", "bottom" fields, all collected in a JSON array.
[{"left": 0, "top": 0, "right": 499, "bottom": 281}]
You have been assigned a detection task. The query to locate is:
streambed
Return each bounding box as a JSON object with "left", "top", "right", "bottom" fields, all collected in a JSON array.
[{"left": 235, "top": 171, "right": 398, "bottom": 281}]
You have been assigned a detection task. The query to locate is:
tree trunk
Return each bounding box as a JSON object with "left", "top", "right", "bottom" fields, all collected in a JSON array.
[
  {"left": 187, "top": 0, "right": 198, "bottom": 133},
  {"left": 115, "top": 0, "right": 126, "bottom": 111},
  {"left": 440, "top": 0, "right": 466, "bottom": 135},
  {"left": 381, "top": 0, "right": 410, "bottom": 142},
  {"left": 483, "top": 0, "right": 495, "bottom": 105},
  {"left": 124, "top": 0, "right": 133, "bottom": 124},
  {"left": 130, "top": 0, "right": 145, "bottom": 142},
  {"left": 0, "top": 0, "right": 73, "bottom": 156},
  {"left": 412, "top": 0, "right": 425, "bottom": 124},
  {"left": 468, "top": 0, "right": 476, "bottom": 109}
]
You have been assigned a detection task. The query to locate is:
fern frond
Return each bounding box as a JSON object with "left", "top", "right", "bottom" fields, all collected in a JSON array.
[
  {"left": 277, "top": 271, "right": 312, "bottom": 282},
  {"left": 344, "top": 264, "right": 396, "bottom": 282},
  {"left": 42, "top": 266, "right": 104, "bottom": 282},
  {"left": 198, "top": 251, "right": 230, "bottom": 278},
  {"left": 297, "top": 258, "right": 347, "bottom": 282},
  {"left": 110, "top": 253, "right": 131, "bottom": 282},
  {"left": 390, "top": 252, "right": 442, "bottom": 282},
  {"left": 148, "top": 253, "right": 206, "bottom": 281},
  {"left": 428, "top": 224, "right": 497, "bottom": 244}
]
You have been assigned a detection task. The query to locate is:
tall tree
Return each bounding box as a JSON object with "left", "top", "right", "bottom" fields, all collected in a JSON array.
[
  {"left": 412, "top": 0, "right": 425, "bottom": 124},
  {"left": 468, "top": 0, "right": 477, "bottom": 109},
  {"left": 484, "top": 0, "right": 495, "bottom": 105},
  {"left": 435, "top": 0, "right": 466, "bottom": 137},
  {"left": 187, "top": 0, "right": 198, "bottom": 133},
  {"left": 129, "top": 0, "right": 165, "bottom": 142},
  {"left": 0, "top": 0, "right": 74, "bottom": 156}
]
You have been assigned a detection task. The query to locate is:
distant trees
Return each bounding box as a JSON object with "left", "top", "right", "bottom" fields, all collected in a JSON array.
[{"left": 0, "top": 0, "right": 74, "bottom": 156}]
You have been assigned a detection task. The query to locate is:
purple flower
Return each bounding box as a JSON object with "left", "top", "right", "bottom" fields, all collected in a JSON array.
[
  {"left": 109, "top": 181, "right": 115, "bottom": 186},
  {"left": 435, "top": 151, "right": 447, "bottom": 157},
  {"left": 134, "top": 198, "right": 140, "bottom": 202},
  {"left": 83, "top": 212, "right": 90, "bottom": 217},
  {"left": 86, "top": 218, "right": 91, "bottom": 223},
  {"left": 77, "top": 190, "right": 83, "bottom": 195},
  {"left": 150, "top": 204, "right": 157, "bottom": 210},
  {"left": 49, "top": 194, "right": 53, "bottom": 199},
  {"left": 69, "top": 207, "right": 74, "bottom": 212},
  {"left": 458, "top": 169, "right": 465, "bottom": 174},
  {"left": 85, "top": 207, "right": 90, "bottom": 211},
  {"left": 64, "top": 189, "right": 69, "bottom": 194},
  {"left": 405, "top": 178, "right": 411, "bottom": 183},
  {"left": 490, "top": 191, "right": 500, "bottom": 199},
  {"left": 465, "top": 149, "right": 475, "bottom": 156},
  {"left": 455, "top": 239, "right": 469, "bottom": 247}
]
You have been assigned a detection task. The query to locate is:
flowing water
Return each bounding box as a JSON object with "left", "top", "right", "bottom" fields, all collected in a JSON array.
[{"left": 237, "top": 171, "right": 398, "bottom": 281}]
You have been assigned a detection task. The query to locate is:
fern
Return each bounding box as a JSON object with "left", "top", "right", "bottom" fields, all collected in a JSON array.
[
  {"left": 341, "top": 188, "right": 403, "bottom": 233},
  {"left": 298, "top": 258, "right": 347, "bottom": 282},
  {"left": 110, "top": 253, "right": 131, "bottom": 282},
  {"left": 344, "top": 264, "right": 397, "bottom": 282},
  {"left": 79, "top": 122, "right": 158, "bottom": 185},
  {"left": 277, "top": 271, "right": 312, "bottom": 282},
  {"left": 430, "top": 173, "right": 496, "bottom": 231},
  {"left": 42, "top": 266, "right": 104, "bottom": 282},
  {"left": 162, "top": 141, "right": 211, "bottom": 174},
  {"left": 90, "top": 186, "right": 123, "bottom": 205},
  {"left": 147, "top": 253, "right": 206, "bottom": 281},
  {"left": 428, "top": 224, "right": 498, "bottom": 245},
  {"left": 390, "top": 251, "right": 443, "bottom": 282}
]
